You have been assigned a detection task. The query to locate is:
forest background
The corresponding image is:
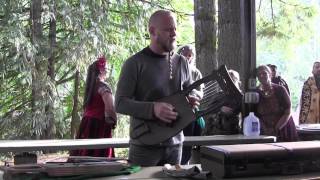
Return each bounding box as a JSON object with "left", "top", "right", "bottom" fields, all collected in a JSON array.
[{"left": 0, "top": 0, "right": 319, "bottom": 154}]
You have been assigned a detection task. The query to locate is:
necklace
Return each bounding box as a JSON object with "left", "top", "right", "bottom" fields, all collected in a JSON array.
[
  {"left": 263, "top": 90, "right": 271, "bottom": 96},
  {"left": 260, "top": 86, "right": 273, "bottom": 97},
  {"left": 168, "top": 52, "right": 173, "bottom": 79}
]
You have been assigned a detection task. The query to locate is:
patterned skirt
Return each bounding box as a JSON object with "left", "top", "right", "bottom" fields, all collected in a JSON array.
[{"left": 70, "top": 116, "right": 114, "bottom": 157}]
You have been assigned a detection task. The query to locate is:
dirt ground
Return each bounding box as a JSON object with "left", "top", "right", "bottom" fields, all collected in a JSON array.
[{"left": 0, "top": 152, "right": 69, "bottom": 166}]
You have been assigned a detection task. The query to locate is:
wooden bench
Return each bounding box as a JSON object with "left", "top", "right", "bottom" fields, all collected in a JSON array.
[{"left": 0, "top": 135, "right": 275, "bottom": 153}]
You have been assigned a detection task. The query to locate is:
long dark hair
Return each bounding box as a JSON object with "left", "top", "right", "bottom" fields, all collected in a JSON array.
[{"left": 83, "top": 61, "right": 99, "bottom": 109}]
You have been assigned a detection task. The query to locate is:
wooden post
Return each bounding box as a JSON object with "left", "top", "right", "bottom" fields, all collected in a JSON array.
[
  {"left": 239, "top": 0, "right": 257, "bottom": 117},
  {"left": 240, "top": 0, "right": 256, "bottom": 93}
]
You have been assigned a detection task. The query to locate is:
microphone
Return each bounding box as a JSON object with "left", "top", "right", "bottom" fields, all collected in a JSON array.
[
  {"left": 244, "top": 91, "right": 259, "bottom": 104},
  {"left": 244, "top": 78, "right": 259, "bottom": 104}
]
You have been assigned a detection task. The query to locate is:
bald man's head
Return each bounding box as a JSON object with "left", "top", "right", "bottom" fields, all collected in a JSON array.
[
  {"left": 148, "top": 10, "right": 177, "bottom": 54},
  {"left": 148, "top": 10, "right": 175, "bottom": 28}
]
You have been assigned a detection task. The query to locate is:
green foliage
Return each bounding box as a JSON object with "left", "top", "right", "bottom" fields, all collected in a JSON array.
[
  {"left": 171, "top": 0, "right": 194, "bottom": 45},
  {"left": 2, "top": 0, "right": 319, "bottom": 141},
  {"left": 257, "top": 0, "right": 317, "bottom": 52},
  {"left": 256, "top": 0, "right": 319, "bottom": 112},
  {"left": 0, "top": 0, "right": 195, "bottom": 141}
]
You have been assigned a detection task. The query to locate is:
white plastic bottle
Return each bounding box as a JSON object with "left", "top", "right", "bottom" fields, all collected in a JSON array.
[{"left": 243, "top": 112, "right": 260, "bottom": 136}]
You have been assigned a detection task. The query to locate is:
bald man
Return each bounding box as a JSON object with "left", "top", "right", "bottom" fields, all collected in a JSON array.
[{"left": 115, "top": 10, "right": 197, "bottom": 166}]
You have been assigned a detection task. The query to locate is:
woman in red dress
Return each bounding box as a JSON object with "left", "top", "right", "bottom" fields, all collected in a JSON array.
[
  {"left": 256, "top": 65, "right": 297, "bottom": 142},
  {"left": 71, "top": 56, "right": 117, "bottom": 157}
]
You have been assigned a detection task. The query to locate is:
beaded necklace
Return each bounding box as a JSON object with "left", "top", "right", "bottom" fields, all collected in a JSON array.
[
  {"left": 168, "top": 52, "right": 173, "bottom": 80},
  {"left": 260, "top": 85, "right": 273, "bottom": 97}
]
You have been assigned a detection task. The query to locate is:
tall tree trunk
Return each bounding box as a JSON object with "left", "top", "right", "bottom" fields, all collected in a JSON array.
[
  {"left": 218, "top": 0, "right": 242, "bottom": 71},
  {"left": 30, "top": 0, "right": 47, "bottom": 139},
  {"left": 218, "top": 0, "right": 256, "bottom": 118},
  {"left": 218, "top": 0, "right": 256, "bottom": 92},
  {"left": 194, "top": 0, "right": 217, "bottom": 76},
  {"left": 71, "top": 70, "right": 80, "bottom": 139},
  {"left": 44, "top": 0, "right": 57, "bottom": 140}
]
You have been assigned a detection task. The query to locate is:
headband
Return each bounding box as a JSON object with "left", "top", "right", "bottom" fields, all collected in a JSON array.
[{"left": 96, "top": 56, "right": 106, "bottom": 71}]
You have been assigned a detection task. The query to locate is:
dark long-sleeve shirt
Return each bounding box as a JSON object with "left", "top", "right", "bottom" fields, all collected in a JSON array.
[{"left": 115, "top": 47, "right": 193, "bottom": 146}]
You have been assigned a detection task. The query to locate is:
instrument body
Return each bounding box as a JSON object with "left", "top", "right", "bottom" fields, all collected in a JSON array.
[{"left": 132, "top": 65, "right": 243, "bottom": 145}]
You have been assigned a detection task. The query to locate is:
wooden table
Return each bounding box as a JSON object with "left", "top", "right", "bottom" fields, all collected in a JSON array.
[
  {"left": 183, "top": 135, "right": 275, "bottom": 146},
  {"left": 89, "top": 165, "right": 320, "bottom": 180},
  {"left": 2, "top": 164, "right": 319, "bottom": 180},
  {"left": 0, "top": 135, "right": 276, "bottom": 153},
  {"left": 297, "top": 124, "right": 320, "bottom": 141}
]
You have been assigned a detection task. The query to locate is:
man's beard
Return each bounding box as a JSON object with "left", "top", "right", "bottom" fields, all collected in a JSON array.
[
  {"left": 315, "top": 74, "right": 320, "bottom": 90},
  {"left": 163, "top": 44, "right": 175, "bottom": 52},
  {"left": 162, "top": 42, "right": 176, "bottom": 52},
  {"left": 158, "top": 38, "right": 176, "bottom": 52}
]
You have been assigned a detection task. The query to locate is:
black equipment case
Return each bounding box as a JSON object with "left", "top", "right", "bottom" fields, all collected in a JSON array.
[{"left": 200, "top": 141, "right": 320, "bottom": 178}]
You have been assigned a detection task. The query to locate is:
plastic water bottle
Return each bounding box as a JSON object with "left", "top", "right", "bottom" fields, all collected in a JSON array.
[{"left": 243, "top": 112, "right": 260, "bottom": 136}]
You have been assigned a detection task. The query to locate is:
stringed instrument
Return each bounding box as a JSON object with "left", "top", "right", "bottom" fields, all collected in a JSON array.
[{"left": 131, "top": 65, "right": 243, "bottom": 145}]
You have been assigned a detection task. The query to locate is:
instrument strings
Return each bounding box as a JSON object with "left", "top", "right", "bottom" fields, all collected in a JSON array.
[
  {"left": 200, "top": 80, "right": 225, "bottom": 108},
  {"left": 203, "top": 81, "right": 219, "bottom": 94}
]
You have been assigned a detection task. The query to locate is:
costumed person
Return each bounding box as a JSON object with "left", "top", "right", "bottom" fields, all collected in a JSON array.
[
  {"left": 256, "top": 65, "right": 297, "bottom": 142},
  {"left": 115, "top": 10, "right": 199, "bottom": 166},
  {"left": 299, "top": 61, "right": 320, "bottom": 124},
  {"left": 70, "top": 56, "right": 117, "bottom": 157},
  {"left": 203, "top": 69, "right": 242, "bottom": 135},
  {"left": 267, "top": 64, "right": 290, "bottom": 95},
  {"left": 177, "top": 45, "right": 204, "bottom": 165}
]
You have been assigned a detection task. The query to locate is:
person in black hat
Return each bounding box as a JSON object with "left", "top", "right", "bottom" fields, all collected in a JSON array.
[{"left": 267, "top": 64, "right": 290, "bottom": 95}]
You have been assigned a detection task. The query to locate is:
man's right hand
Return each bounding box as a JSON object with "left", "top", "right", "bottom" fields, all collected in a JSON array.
[{"left": 153, "top": 102, "right": 178, "bottom": 123}]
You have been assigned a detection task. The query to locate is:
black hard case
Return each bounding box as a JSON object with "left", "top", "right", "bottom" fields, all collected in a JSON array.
[{"left": 200, "top": 141, "right": 320, "bottom": 178}]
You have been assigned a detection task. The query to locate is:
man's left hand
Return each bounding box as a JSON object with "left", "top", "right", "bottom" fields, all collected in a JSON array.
[{"left": 187, "top": 95, "right": 200, "bottom": 108}]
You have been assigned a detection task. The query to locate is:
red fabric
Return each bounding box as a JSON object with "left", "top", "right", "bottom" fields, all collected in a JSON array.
[
  {"left": 83, "top": 93, "right": 105, "bottom": 120},
  {"left": 71, "top": 90, "right": 114, "bottom": 157},
  {"left": 70, "top": 116, "right": 114, "bottom": 157}
]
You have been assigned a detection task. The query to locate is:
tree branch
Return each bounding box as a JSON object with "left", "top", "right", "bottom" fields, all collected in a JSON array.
[
  {"left": 257, "top": 0, "right": 262, "bottom": 12},
  {"left": 1, "top": 89, "right": 30, "bottom": 109},
  {"left": 277, "top": 0, "right": 310, "bottom": 9},
  {"left": 56, "top": 66, "right": 76, "bottom": 84},
  {"left": 271, "top": 0, "right": 276, "bottom": 30},
  {"left": 56, "top": 74, "right": 75, "bottom": 85},
  {"left": 2, "top": 100, "right": 31, "bottom": 119},
  {"left": 136, "top": 0, "right": 194, "bottom": 16}
]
